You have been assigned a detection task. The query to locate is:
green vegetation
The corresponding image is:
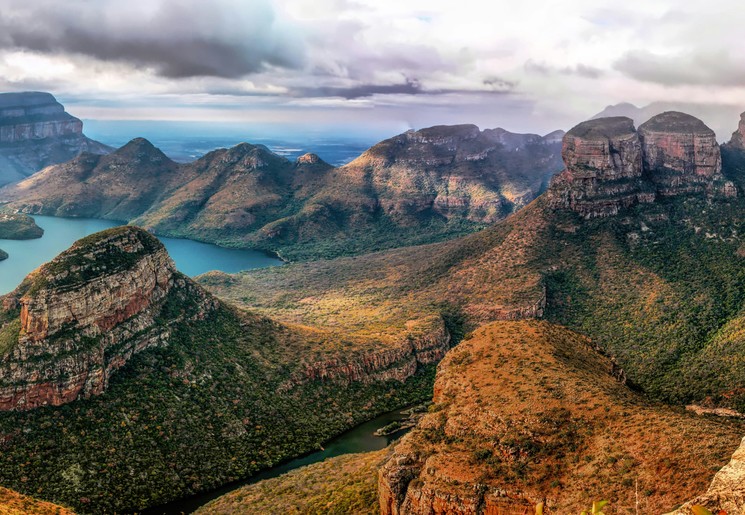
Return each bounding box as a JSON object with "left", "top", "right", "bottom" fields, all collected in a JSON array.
[
  {"left": 0, "top": 212, "right": 43, "bottom": 240},
  {"left": 0, "top": 292, "right": 435, "bottom": 514},
  {"left": 196, "top": 449, "right": 389, "bottom": 515}
]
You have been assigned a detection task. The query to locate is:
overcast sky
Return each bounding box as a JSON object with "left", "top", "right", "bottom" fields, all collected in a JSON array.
[{"left": 1, "top": 0, "right": 745, "bottom": 137}]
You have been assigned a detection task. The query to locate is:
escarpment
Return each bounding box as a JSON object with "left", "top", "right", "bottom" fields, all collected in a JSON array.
[
  {"left": 0, "top": 92, "right": 111, "bottom": 186},
  {"left": 0, "top": 226, "right": 216, "bottom": 411},
  {"left": 549, "top": 112, "right": 737, "bottom": 218}
]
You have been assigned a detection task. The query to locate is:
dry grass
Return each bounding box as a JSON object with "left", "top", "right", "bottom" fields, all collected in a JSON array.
[{"left": 0, "top": 487, "right": 74, "bottom": 515}]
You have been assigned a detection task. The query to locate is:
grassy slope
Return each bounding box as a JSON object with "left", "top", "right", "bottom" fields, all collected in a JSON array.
[
  {"left": 387, "top": 320, "right": 745, "bottom": 513},
  {"left": 202, "top": 176, "right": 745, "bottom": 411},
  {"left": 0, "top": 291, "right": 435, "bottom": 514},
  {"left": 196, "top": 449, "right": 389, "bottom": 515},
  {"left": 0, "top": 487, "right": 75, "bottom": 515}
]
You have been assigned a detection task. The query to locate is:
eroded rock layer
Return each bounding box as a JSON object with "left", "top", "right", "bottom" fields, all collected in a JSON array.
[
  {"left": 0, "top": 226, "right": 216, "bottom": 411},
  {"left": 0, "top": 92, "right": 111, "bottom": 185},
  {"left": 549, "top": 112, "right": 737, "bottom": 218}
]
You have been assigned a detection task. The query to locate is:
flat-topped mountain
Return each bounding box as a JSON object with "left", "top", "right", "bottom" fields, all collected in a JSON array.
[
  {"left": 1, "top": 124, "right": 564, "bottom": 260},
  {"left": 0, "top": 92, "right": 111, "bottom": 186},
  {"left": 548, "top": 112, "right": 736, "bottom": 218}
]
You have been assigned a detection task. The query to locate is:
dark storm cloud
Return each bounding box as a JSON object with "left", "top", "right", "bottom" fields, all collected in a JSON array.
[
  {"left": 0, "top": 0, "right": 305, "bottom": 78},
  {"left": 291, "top": 77, "right": 516, "bottom": 99},
  {"left": 614, "top": 49, "right": 745, "bottom": 87},
  {"left": 524, "top": 59, "right": 604, "bottom": 79}
]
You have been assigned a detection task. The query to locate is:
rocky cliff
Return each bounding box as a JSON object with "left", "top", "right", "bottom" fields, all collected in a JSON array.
[
  {"left": 0, "top": 226, "right": 216, "bottom": 411},
  {"left": 0, "top": 92, "right": 111, "bottom": 186},
  {"left": 548, "top": 112, "right": 736, "bottom": 218}
]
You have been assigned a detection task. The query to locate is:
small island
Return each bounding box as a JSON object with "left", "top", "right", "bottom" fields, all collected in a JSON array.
[
  {"left": 0, "top": 249, "right": 7, "bottom": 261},
  {"left": 0, "top": 213, "right": 44, "bottom": 240}
]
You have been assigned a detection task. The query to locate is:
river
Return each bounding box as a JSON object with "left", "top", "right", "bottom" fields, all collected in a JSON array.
[
  {"left": 0, "top": 215, "right": 283, "bottom": 295},
  {"left": 141, "top": 406, "right": 415, "bottom": 514}
]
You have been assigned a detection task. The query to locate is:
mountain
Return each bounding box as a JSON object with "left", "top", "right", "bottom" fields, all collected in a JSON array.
[
  {"left": 379, "top": 320, "right": 744, "bottom": 513},
  {"left": 0, "top": 226, "right": 444, "bottom": 512},
  {"left": 0, "top": 92, "right": 111, "bottom": 186},
  {"left": 0, "top": 124, "right": 564, "bottom": 260},
  {"left": 197, "top": 110, "right": 745, "bottom": 511}
]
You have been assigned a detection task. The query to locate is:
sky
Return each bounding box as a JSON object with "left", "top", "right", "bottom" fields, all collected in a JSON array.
[{"left": 1, "top": 0, "right": 745, "bottom": 138}]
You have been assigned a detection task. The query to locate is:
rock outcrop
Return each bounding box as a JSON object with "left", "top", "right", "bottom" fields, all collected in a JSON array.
[
  {"left": 546, "top": 117, "right": 655, "bottom": 218},
  {"left": 0, "top": 226, "right": 216, "bottom": 411},
  {"left": 279, "top": 316, "right": 451, "bottom": 391},
  {"left": 639, "top": 112, "right": 730, "bottom": 197},
  {"left": 728, "top": 112, "right": 745, "bottom": 150},
  {"left": 549, "top": 112, "right": 737, "bottom": 218},
  {"left": 0, "top": 92, "right": 111, "bottom": 186}
]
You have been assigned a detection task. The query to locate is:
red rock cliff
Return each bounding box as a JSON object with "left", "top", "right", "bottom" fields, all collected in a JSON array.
[{"left": 0, "top": 226, "right": 216, "bottom": 411}]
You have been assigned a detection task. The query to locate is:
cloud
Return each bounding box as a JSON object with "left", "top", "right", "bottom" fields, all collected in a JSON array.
[
  {"left": 0, "top": 0, "right": 305, "bottom": 78},
  {"left": 614, "top": 49, "right": 745, "bottom": 87},
  {"left": 291, "top": 77, "right": 515, "bottom": 99}
]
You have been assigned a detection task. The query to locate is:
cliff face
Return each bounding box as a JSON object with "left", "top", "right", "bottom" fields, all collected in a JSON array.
[
  {"left": 548, "top": 112, "right": 736, "bottom": 218},
  {"left": 546, "top": 117, "right": 655, "bottom": 218},
  {"left": 378, "top": 321, "right": 745, "bottom": 514},
  {"left": 0, "top": 92, "right": 111, "bottom": 186},
  {"left": 639, "top": 112, "right": 728, "bottom": 196},
  {"left": 0, "top": 226, "right": 216, "bottom": 411}
]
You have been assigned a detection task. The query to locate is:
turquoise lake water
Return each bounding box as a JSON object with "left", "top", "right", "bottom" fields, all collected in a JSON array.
[{"left": 0, "top": 215, "right": 283, "bottom": 295}]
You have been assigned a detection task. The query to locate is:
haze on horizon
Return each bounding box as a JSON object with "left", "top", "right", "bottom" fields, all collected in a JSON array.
[{"left": 1, "top": 0, "right": 744, "bottom": 138}]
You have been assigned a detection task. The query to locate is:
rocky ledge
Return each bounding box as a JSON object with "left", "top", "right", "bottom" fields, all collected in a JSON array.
[
  {"left": 0, "top": 226, "right": 216, "bottom": 411},
  {"left": 548, "top": 112, "right": 736, "bottom": 218}
]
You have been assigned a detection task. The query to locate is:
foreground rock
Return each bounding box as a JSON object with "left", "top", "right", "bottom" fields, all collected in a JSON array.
[
  {"left": 667, "top": 437, "right": 745, "bottom": 514},
  {"left": 548, "top": 112, "right": 736, "bottom": 218},
  {"left": 1, "top": 124, "right": 564, "bottom": 260},
  {"left": 0, "top": 226, "right": 215, "bottom": 410},
  {"left": 379, "top": 321, "right": 745, "bottom": 514},
  {"left": 0, "top": 92, "right": 111, "bottom": 186}
]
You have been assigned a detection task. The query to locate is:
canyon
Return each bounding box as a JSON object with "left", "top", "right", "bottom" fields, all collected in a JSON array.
[{"left": 0, "top": 92, "right": 111, "bottom": 186}]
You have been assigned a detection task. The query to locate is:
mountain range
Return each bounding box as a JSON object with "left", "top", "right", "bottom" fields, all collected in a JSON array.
[
  {"left": 3, "top": 108, "right": 745, "bottom": 514},
  {"left": 0, "top": 124, "right": 564, "bottom": 261}
]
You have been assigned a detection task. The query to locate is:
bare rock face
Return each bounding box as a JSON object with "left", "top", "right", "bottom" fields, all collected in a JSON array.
[
  {"left": 279, "top": 316, "right": 451, "bottom": 391},
  {"left": 727, "top": 112, "right": 745, "bottom": 150},
  {"left": 667, "top": 437, "right": 745, "bottom": 514},
  {"left": 549, "top": 112, "right": 737, "bottom": 218},
  {"left": 0, "top": 92, "right": 111, "bottom": 186},
  {"left": 639, "top": 112, "right": 730, "bottom": 197},
  {"left": 547, "top": 117, "right": 655, "bottom": 218},
  {"left": 0, "top": 226, "right": 215, "bottom": 411}
]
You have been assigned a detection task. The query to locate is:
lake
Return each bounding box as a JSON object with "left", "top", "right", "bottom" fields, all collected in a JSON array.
[{"left": 0, "top": 215, "right": 283, "bottom": 295}]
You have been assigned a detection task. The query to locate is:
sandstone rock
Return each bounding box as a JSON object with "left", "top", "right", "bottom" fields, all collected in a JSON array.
[
  {"left": 549, "top": 112, "right": 738, "bottom": 218},
  {"left": 727, "top": 112, "right": 745, "bottom": 150},
  {"left": 547, "top": 117, "right": 655, "bottom": 218},
  {"left": 0, "top": 226, "right": 216, "bottom": 411},
  {"left": 639, "top": 111, "right": 728, "bottom": 197},
  {"left": 667, "top": 436, "right": 745, "bottom": 514}
]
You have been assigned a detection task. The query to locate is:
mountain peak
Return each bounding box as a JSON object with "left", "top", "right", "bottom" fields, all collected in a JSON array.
[{"left": 638, "top": 111, "right": 714, "bottom": 135}]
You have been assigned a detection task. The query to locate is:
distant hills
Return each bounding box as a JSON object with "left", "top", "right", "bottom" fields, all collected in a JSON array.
[
  {"left": 1, "top": 123, "right": 564, "bottom": 261},
  {"left": 0, "top": 92, "right": 111, "bottom": 186}
]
